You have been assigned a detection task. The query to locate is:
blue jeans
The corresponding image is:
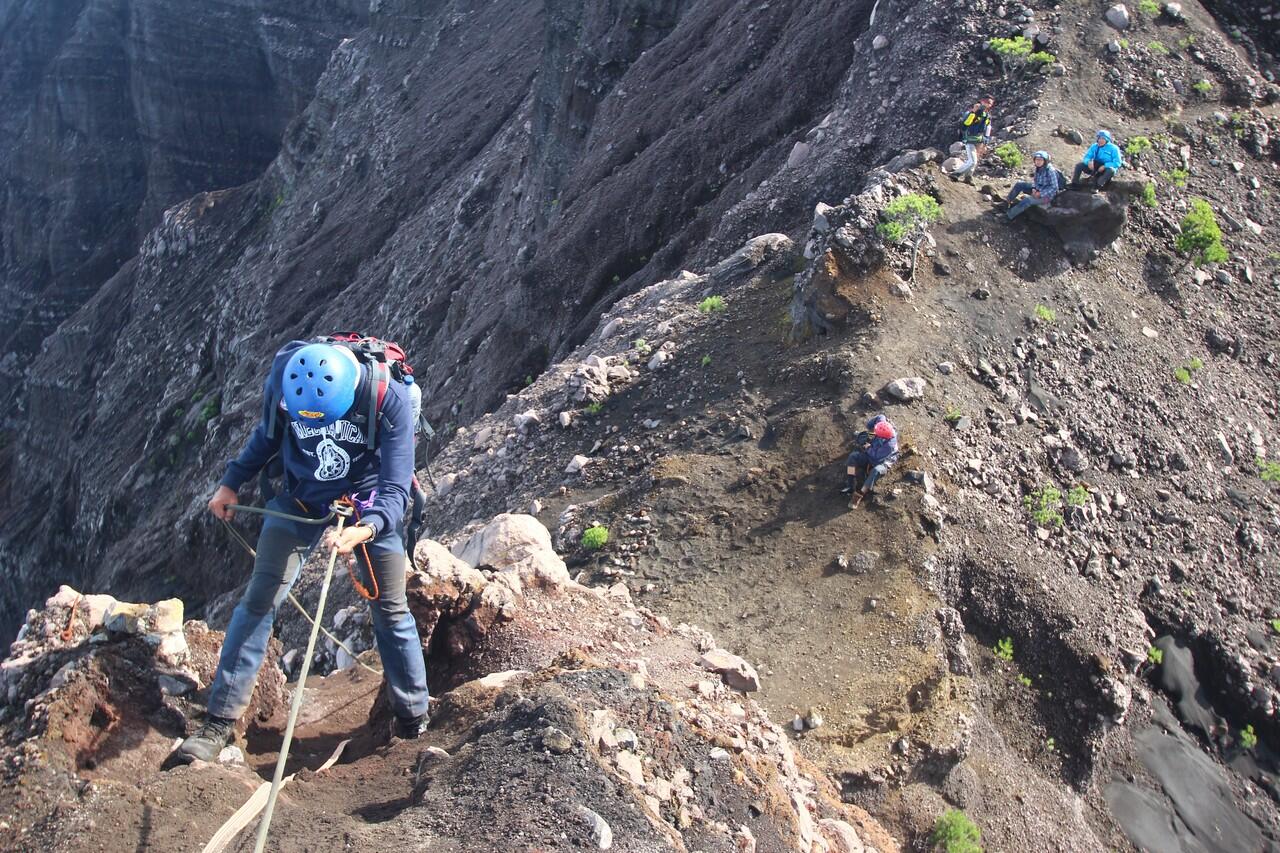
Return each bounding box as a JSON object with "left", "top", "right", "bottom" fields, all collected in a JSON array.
[
  {"left": 206, "top": 496, "right": 429, "bottom": 721},
  {"left": 1006, "top": 182, "right": 1047, "bottom": 220},
  {"left": 846, "top": 450, "right": 891, "bottom": 492}
]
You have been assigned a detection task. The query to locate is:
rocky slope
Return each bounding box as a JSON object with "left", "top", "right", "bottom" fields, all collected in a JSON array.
[{"left": 0, "top": 0, "right": 365, "bottom": 369}]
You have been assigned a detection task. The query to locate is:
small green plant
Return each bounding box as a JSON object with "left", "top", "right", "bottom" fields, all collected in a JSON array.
[
  {"left": 1191, "top": 80, "right": 1213, "bottom": 95},
  {"left": 1033, "top": 304, "right": 1056, "bottom": 323},
  {"left": 931, "top": 809, "right": 982, "bottom": 853},
  {"left": 585, "top": 401, "right": 604, "bottom": 415},
  {"left": 1149, "top": 40, "right": 1170, "bottom": 55},
  {"left": 1240, "top": 725, "right": 1258, "bottom": 750},
  {"left": 1178, "top": 34, "right": 1196, "bottom": 49},
  {"left": 200, "top": 396, "right": 221, "bottom": 422},
  {"left": 523, "top": 375, "right": 534, "bottom": 387},
  {"left": 877, "top": 193, "right": 943, "bottom": 243},
  {"left": 1046, "top": 737, "right": 1056, "bottom": 753},
  {"left": 944, "top": 405, "right": 964, "bottom": 424},
  {"left": 1138, "top": 0, "right": 1160, "bottom": 15},
  {"left": 994, "top": 637, "right": 1014, "bottom": 662},
  {"left": 1140, "top": 183, "right": 1158, "bottom": 208},
  {"left": 1163, "top": 168, "right": 1189, "bottom": 188},
  {"left": 1176, "top": 199, "right": 1228, "bottom": 266},
  {"left": 1270, "top": 619, "right": 1280, "bottom": 634},
  {"left": 1125, "top": 136, "right": 1153, "bottom": 157},
  {"left": 1028, "top": 50, "right": 1056, "bottom": 66},
  {"left": 580, "top": 525, "right": 610, "bottom": 551},
  {"left": 1018, "top": 674, "right": 1033, "bottom": 687},
  {"left": 988, "top": 35, "right": 1033, "bottom": 59},
  {"left": 1258, "top": 457, "right": 1280, "bottom": 482},
  {"left": 1174, "top": 367, "right": 1193, "bottom": 384},
  {"left": 1187, "top": 357, "right": 1204, "bottom": 370},
  {"left": 1024, "top": 484, "right": 1065, "bottom": 528},
  {"left": 994, "top": 142, "right": 1023, "bottom": 169},
  {"left": 1148, "top": 646, "right": 1164, "bottom": 665},
  {"left": 698, "top": 295, "right": 726, "bottom": 313},
  {"left": 700, "top": 354, "right": 712, "bottom": 367},
  {"left": 632, "top": 338, "right": 651, "bottom": 355},
  {"left": 1066, "top": 485, "right": 1089, "bottom": 507}
]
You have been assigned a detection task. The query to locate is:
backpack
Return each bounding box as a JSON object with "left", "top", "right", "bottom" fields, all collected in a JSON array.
[
  {"left": 266, "top": 332, "right": 417, "bottom": 450},
  {"left": 1054, "top": 167, "right": 1068, "bottom": 193}
]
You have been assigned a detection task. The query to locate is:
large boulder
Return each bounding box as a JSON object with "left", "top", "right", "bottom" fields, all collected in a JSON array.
[
  {"left": 1026, "top": 179, "right": 1146, "bottom": 264},
  {"left": 450, "top": 513, "right": 571, "bottom": 590}
]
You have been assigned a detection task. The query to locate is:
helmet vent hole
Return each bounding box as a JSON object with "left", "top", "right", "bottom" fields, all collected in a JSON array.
[
  {"left": 294, "top": 389, "right": 302, "bottom": 396},
  {"left": 324, "top": 375, "right": 333, "bottom": 382},
  {"left": 317, "top": 389, "right": 325, "bottom": 396}
]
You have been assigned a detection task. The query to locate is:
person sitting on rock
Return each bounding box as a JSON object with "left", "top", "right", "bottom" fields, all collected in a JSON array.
[
  {"left": 951, "top": 95, "right": 995, "bottom": 184},
  {"left": 174, "top": 340, "right": 430, "bottom": 765},
  {"left": 1004, "top": 150, "right": 1060, "bottom": 220},
  {"left": 842, "top": 415, "right": 900, "bottom": 508},
  {"left": 1071, "top": 129, "right": 1123, "bottom": 189}
]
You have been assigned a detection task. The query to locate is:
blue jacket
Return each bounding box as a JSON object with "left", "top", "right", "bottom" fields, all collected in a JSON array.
[
  {"left": 1081, "top": 141, "right": 1123, "bottom": 171},
  {"left": 1033, "top": 164, "right": 1059, "bottom": 202},
  {"left": 220, "top": 342, "right": 414, "bottom": 540},
  {"left": 865, "top": 415, "right": 900, "bottom": 466}
]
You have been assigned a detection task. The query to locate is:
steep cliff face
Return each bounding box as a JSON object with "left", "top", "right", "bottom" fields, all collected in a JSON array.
[
  {"left": 1, "top": 0, "right": 933, "bottom": 640},
  {"left": 0, "top": 0, "right": 365, "bottom": 376}
]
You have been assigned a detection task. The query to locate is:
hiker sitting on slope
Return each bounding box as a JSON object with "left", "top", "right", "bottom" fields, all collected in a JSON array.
[
  {"left": 174, "top": 340, "right": 431, "bottom": 764},
  {"left": 842, "top": 415, "right": 900, "bottom": 508},
  {"left": 1071, "top": 129, "right": 1123, "bottom": 189},
  {"left": 1004, "top": 150, "right": 1060, "bottom": 220},
  {"left": 951, "top": 95, "right": 996, "bottom": 184}
]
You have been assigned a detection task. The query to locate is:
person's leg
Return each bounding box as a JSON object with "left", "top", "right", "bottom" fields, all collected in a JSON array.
[
  {"left": 205, "top": 519, "right": 313, "bottom": 721},
  {"left": 845, "top": 451, "right": 869, "bottom": 493},
  {"left": 361, "top": 544, "right": 430, "bottom": 723},
  {"left": 954, "top": 143, "right": 977, "bottom": 177},
  {"left": 1005, "top": 181, "right": 1033, "bottom": 202},
  {"left": 1096, "top": 166, "right": 1115, "bottom": 188},
  {"left": 1007, "top": 196, "right": 1038, "bottom": 220},
  {"left": 1071, "top": 162, "right": 1088, "bottom": 185}
]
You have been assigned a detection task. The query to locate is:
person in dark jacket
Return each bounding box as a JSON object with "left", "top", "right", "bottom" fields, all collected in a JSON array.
[
  {"left": 175, "top": 341, "right": 430, "bottom": 765},
  {"left": 1071, "top": 129, "right": 1123, "bottom": 189},
  {"left": 843, "top": 415, "right": 900, "bottom": 507},
  {"left": 952, "top": 95, "right": 995, "bottom": 184},
  {"left": 1005, "top": 150, "right": 1059, "bottom": 220}
]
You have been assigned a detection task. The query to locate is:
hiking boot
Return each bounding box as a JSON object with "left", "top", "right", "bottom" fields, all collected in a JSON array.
[
  {"left": 962, "top": 173, "right": 974, "bottom": 185},
  {"left": 839, "top": 484, "right": 854, "bottom": 495},
  {"left": 175, "top": 715, "right": 236, "bottom": 764},
  {"left": 392, "top": 712, "right": 430, "bottom": 740}
]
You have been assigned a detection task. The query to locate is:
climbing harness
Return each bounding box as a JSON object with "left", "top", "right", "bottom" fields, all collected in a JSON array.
[{"left": 252, "top": 498, "right": 352, "bottom": 853}]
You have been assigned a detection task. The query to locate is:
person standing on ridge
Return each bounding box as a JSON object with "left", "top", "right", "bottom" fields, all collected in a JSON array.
[
  {"left": 1071, "top": 129, "right": 1123, "bottom": 189},
  {"left": 1004, "top": 150, "right": 1060, "bottom": 220},
  {"left": 842, "top": 415, "right": 900, "bottom": 508},
  {"left": 175, "top": 340, "right": 430, "bottom": 764},
  {"left": 952, "top": 95, "right": 995, "bottom": 184}
]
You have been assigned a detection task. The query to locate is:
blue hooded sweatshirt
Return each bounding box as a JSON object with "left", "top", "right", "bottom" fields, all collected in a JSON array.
[
  {"left": 220, "top": 341, "right": 414, "bottom": 541},
  {"left": 865, "top": 415, "right": 900, "bottom": 466},
  {"left": 1081, "top": 139, "right": 1123, "bottom": 171}
]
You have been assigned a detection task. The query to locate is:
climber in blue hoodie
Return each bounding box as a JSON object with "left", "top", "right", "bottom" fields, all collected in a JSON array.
[
  {"left": 842, "top": 415, "right": 900, "bottom": 508},
  {"left": 175, "top": 340, "right": 429, "bottom": 765},
  {"left": 1071, "top": 129, "right": 1123, "bottom": 189}
]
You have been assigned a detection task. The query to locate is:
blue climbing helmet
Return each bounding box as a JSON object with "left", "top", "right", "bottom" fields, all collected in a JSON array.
[
  {"left": 1095, "top": 129, "right": 1112, "bottom": 144},
  {"left": 1033, "top": 150, "right": 1050, "bottom": 161},
  {"left": 282, "top": 343, "right": 360, "bottom": 427}
]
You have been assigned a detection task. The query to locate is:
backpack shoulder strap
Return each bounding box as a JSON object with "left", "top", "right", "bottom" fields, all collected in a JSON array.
[{"left": 366, "top": 362, "right": 390, "bottom": 449}]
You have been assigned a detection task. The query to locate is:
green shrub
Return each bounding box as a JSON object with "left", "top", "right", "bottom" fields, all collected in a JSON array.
[
  {"left": 200, "top": 396, "right": 221, "bottom": 422},
  {"left": 1240, "top": 725, "right": 1258, "bottom": 750},
  {"left": 988, "top": 36, "right": 1032, "bottom": 59},
  {"left": 1119, "top": 38, "right": 1130, "bottom": 49},
  {"left": 1033, "top": 304, "right": 1056, "bottom": 323},
  {"left": 1140, "top": 183, "right": 1158, "bottom": 208},
  {"left": 1028, "top": 50, "right": 1056, "bottom": 66},
  {"left": 944, "top": 405, "right": 963, "bottom": 424},
  {"left": 1018, "top": 674, "right": 1033, "bottom": 687},
  {"left": 1259, "top": 458, "right": 1280, "bottom": 482},
  {"left": 581, "top": 525, "right": 609, "bottom": 551},
  {"left": 1125, "top": 136, "right": 1153, "bottom": 157},
  {"left": 1176, "top": 199, "right": 1228, "bottom": 266},
  {"left": 1149, "top": 40, "right": 1170, "bottom": 55},
  {"left": 1187, "top": 357, "right": 1204, "bottom": 370},
  {"left": 994, "top": 142, "right": 1023, "bottom": 169},
  {"left": 700, "top": 354, "right": 712, "bottom": 367},
  {"left": 1178, "top": 34, "right": 1196, "bottom": 49},
  {"left": 585, "top": 401, "right": 604, "bottom": 415},
  {"left": 632, "top": 338, "right": 651, "bottom": 355},
  {"left": 931, "top": 810, "right": 982, "bottom": 853},
  {"left": 876, "top": 193, "right": 943, "bottom": 243},
  {"left": 1025, "top": 484, "right": 1064, "bottom": 527},
  {"left": 1174, "top": 367, "right": 1192, "bottom": 384},
  {"left": 1138, "top": 0, "right": 1160, "bottom": 15},
  {"left": 1066, "top": 485, "right": 1089, "bottom": 507},
  {"left": 1148, "top": 646, "right": 1164, "bottom": 665},
  {"left": 1270, "top": 618, "right": 1280, "bottom": 634},
  {"left": 994, "top": 637, "right": 1014, "bottom": 662},
  {"left": 698, "top": 295, "right": 726, "bottom": 313},
  {"left": 1163, "top": 168, "right": 1189, "bottom": 187},
  {"left": 1192, "top": 80, "right": 1213, "bottom": 95}
]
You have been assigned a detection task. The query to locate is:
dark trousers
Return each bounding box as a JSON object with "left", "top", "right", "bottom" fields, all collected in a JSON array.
[{"left": 1072, "top": 162, "right": 1114, "bottom": 188}]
